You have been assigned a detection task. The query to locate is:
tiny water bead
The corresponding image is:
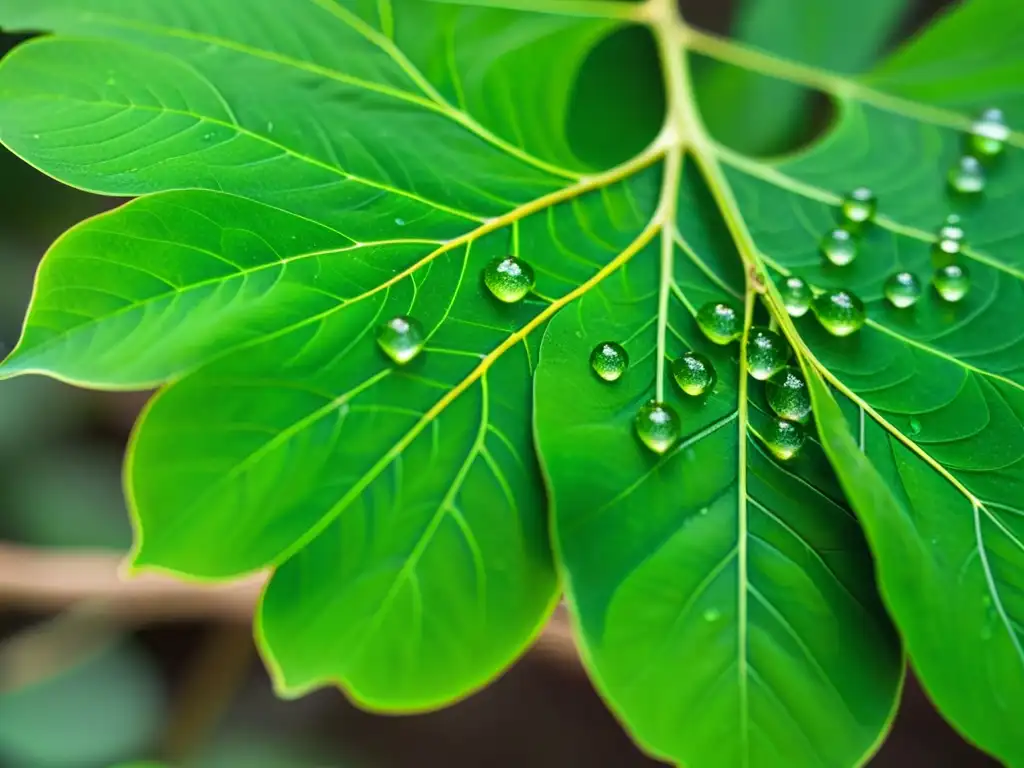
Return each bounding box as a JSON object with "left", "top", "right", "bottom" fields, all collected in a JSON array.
[
  {"left": 933, "top": 214, "right": 966, "bottom": 267},
  {"left": 884, "top": 271, "right": 922, "bottom": 309},
  {"left": 778, "top": 275, "right": 812, "bottom": 318},
  {"left": 483, "top": 255, "right": 535, "bottom": 303},
  {"left": 746, "top": 327, "right": 790, "bottom": 380},
  {"left": 763, "top": 418, "right": 806, "bottom": 461},
  {"left": 820, "top": 227, "right": 857, "bottom": 266},
  {"left": 948, "top": 155, "right": 985, "bottom": 194},
  {"left": 590, "top": 341, "right": 629, "bottom": 382},
  {"left": 376, "top": 315, "right": 425, "bottom": 364},
  {"left": 696, "top": 301, "right": 742, "bottom": 345},
  {"left": 933, "top": 263, "right": 972, "bottom": 302},
  {"left": 969, "top": 107, "right": 1010, "bottom": 158},
  {"left": 766, "top": 367, "right": 812, "bottom": 423},
  {"left": 813, "top": 289, "right": 866, "bottom": 337},
  {"left": 841, "top": 187, "right": 877, "bottom": 226},
  {"left": 672, "top": 351, "right": 717, "bottom": 396},
  {"left": 635, "top": 400, "right": 681, "bottom": 455}
]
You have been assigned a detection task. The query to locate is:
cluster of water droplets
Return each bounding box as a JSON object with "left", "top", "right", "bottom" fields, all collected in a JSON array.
[
  {"left": 375, "top": 109, "right": 1010, "bottom": 465},
  {"left": 602, "top": 305, "right": 811, "bottom": 460},
  {"left": 794, "top": 109, "right": 1011, "bottom": 326}
]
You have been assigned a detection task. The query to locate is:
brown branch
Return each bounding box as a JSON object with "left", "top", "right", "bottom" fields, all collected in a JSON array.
[{"left": 0, "top": 544, "right": 578, "bottom": 662}]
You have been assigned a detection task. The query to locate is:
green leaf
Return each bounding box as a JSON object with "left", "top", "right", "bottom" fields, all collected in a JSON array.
[
  {"left": 696, "top": 0, "right": 910, "bottom": 155},
  {"left": 0, "top": 636, "right": 165, "bottom": 767},
  {"left": 534, "top": 163, "right": 902, "bottom": 766},
  {"left": 0, "top": 0, "right": 662, "bottom": 711},
  {"left": 1, "top": 0, "right": 1023, "bottom": 764}
]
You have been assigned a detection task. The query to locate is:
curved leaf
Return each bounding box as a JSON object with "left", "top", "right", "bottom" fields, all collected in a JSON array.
[
  {"left": 0, "top": 0, "right": 661, "bottom": 707},
  {"left": 534, "top": 163, "right": 902, "bottom": 765}
]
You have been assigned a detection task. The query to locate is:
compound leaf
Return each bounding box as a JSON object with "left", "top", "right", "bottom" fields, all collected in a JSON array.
[{"left": 1, "top": 0, "right": 1022, "bottom": 764}]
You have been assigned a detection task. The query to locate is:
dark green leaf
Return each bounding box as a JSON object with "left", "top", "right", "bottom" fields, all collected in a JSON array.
[{"left": 697, "top": 0, "right": 910, "bottom": 155}]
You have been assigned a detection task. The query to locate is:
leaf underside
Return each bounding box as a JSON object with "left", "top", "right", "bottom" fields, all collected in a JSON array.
[{"left": 0, "top": 0, "right": 1022, "bottom": 765}]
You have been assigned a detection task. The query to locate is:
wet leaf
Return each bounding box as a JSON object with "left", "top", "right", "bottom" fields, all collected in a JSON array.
[{"left": 0, "top": 0, "right": 1021, "bottom": 764}]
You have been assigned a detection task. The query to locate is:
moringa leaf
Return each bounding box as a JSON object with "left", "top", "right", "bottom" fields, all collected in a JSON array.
[{"left": 0, "top": 0, "right": 1022, "bottom": 765}]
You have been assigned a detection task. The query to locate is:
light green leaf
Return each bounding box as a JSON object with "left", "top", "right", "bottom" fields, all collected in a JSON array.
[
  {"left": 0, "top": 0, "right": 660, "bottom": 710},
  {"left": 1, "top": 0, "right": 1023, "bottom": 764}
]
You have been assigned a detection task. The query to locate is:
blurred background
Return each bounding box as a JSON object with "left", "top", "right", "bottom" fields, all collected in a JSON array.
[{"left": 0, "top": 1, "right": 1006, "bottom": 765}]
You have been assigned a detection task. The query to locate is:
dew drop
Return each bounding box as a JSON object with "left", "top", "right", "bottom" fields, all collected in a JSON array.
[
  {"left": 778, "top": 275, "right": 812, "bottom": 318},
  {"left": 766, "top": 367, "right": 812, "bottom": 423},
  {"left": 908, "top": 417, "right": 922, "bottom": 436},
  {"left": 672, "top": 351, "right": 716, "bottom": 396},
  {"left": 483, "top": 255, "right": 535, "bottom": 303},
  {"left": 376, "top": 315, "right": 425, "bottom": 364},
  {"left": 841, "top": 187, "right": 877, "bottom": 226},
  {"left": 394, "top": 217, "right": 406, "bottom": 227},
  {"left": 884, "top": 271, "right": 922, "bottom": 309},
  {"left": 746, "top": 327, "right": 790, "bottom": 380},
  {"left": 933, "top": 213, "right": 965, "bottom": 265},
  {"left": 948, "top": 155, "right": 985, "bottom": 194},
  {"left": 696, "top": 301, "right": 742, "bottom": 345},
  {"left": 933, "top": 263, "right": 971, "bottom": 302},
  {"left": 969, "top": 107, "right": 1010, "bottom": 158},
  {"left": 698, "top": 506, "right": 709, "bottom": 516},
  {"left": 813, "top": 289, "right": 866, "bottom": 337},
  {"left": 820, "top": 227, "right": 857, "bottom": 266},
  {"left": 702, "top": 608, "right": 722, "bottom": 623},
  {"left": 763, "top": 418, "right": 806, "bottom": 461},
  {"left": 635, "top": 400, "right": 681, "bottom": 455},
  {"left": 590, "top": 341, "right": 628, "bottom": 382}
]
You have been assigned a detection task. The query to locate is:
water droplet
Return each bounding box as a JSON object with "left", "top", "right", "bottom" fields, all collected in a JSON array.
[
  {"left": 590, "top": 342, "right": 628, "bottom": 382},
  {"left": 483, "top": 256, "right": 535, "bottom": 303},
  {"left": 820, "top": 227, "right": 857, "bottom": 266},
  {"left": 813, "top": 289, "right": 866, "bottom": 337},
  {"left": 635, "top": 400, "right": 680, "bottom": 455},
  {"left": 376, "top": 315, "right": 425, "bottom": 364},
  {"left": 702, "top": 608, "right": 722, "bottom": 623},
  {"left": 908, "top": 417, "right": 921, "bottom": 436},
  {"left": 696, "top": 301, "right": 742, "bottom": 345},
  {"left": 698, "top": 506, "right": 709, "bottom": 516},
  {"left": 266, "top": 121, "right": 274, "bottom": 132},
  {"left": 766, "top": 367, "right": 812, "bottom": 423},
  {"left": 933, "top": 263, "right": 971, "bottom": 302},
  {"left": 933, "top": 213, "right": 965, "bottom": 265},
  {"left": 672, "top": 351, "right": 716, "bottom": 396},
  {"left": 763, "top": 418, "right": 806, "bottom": 461},
  {"left": 841, "top": 187, "right": 877, "bottom": 226},
  {"left": 948, "top": 155, "right": 985, "bottom": 194},
  {"left": 884, "top": 271, "right": 922, "bottom": 309},
  {"left": 778, "top": 275, "right": 812, "bottom": 318},
  {"left": 394, "top": 217, "right": 406, "bottom": 226},
  {"left": 969, "top": 107, "right": 1010, "bottom": 158},
  {"left": 746, "top": 327, "right": 790, "bottom": 380}
]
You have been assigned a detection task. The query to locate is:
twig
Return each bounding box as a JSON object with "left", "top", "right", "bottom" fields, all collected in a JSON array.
[{"left": 0, "top": 544, "right": 578, "bottom": 663}]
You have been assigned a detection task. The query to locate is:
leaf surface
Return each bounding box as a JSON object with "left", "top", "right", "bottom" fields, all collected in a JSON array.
[
  {"left": 0, "top": 0, "right": 1022, "bottom": 764},
  {"left": 0, "top": 0, "right": 661, "bottom": 707}
]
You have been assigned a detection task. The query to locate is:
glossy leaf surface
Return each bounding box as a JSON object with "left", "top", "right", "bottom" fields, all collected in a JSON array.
[{"left": 1, "top": 0, "right": 1022, "bottom": 765}]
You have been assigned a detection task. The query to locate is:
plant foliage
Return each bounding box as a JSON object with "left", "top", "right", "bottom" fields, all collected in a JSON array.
[{"left": 1, "top": 0, "right": 1023, "bottom": 765}]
